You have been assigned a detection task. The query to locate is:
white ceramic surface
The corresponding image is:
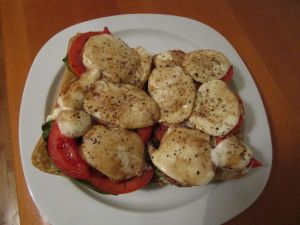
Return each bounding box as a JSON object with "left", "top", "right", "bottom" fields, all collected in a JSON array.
[{"left": 19, "top": 14, "right": 272, "bottom": 225}]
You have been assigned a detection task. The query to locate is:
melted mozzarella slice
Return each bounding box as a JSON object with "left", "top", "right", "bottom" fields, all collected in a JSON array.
[
  {"left": 148, "top": 66, "right": 196, "bottom": 124},
  {"left": 79, "top": 68, "right": 102, "bottom": 88},
  {"left": 150, "top": 127, "right": 215, "bottom": 186},
  {"left": 153, "top": 50, "right": 185, "bottom": 68},
  {"left": 127, "top": 47, "right": 152, "bottom": 88},
  {"left": 83, "top": 80, "right": 159, "bottom": 129},
  {"left": 57, "top": 81, "right": 85, "bottom": 109},
  {"left": 57, "top": 68, "right": 101, "bottom": 109},
  {"left": 188, "top": 80, "right": 241, "bottom": 136},
  {"left": 182, "top": 49, "right": 230, "bottom": 83},
  {"left": 82, "top": 34, "right": 140, "bottom": 83},
  {"left": 46, "top": 107, "right": 64, "bottom": 122},
  {"left": 56, "top": 110, "right": 91, "bottom": 138},
  {"left": 211, "top": 135, "right": 253, "bottom": 170},
  {"left": 80, "top": 125, "right": 145, "bottom": 180}
]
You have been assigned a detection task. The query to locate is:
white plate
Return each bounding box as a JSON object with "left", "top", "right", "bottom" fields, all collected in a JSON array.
[{"left": 19, "top": 14, "right": 272, "bottom": 225}]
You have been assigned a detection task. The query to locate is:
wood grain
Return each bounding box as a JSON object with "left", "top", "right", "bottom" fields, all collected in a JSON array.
[
  {"left": 0, "top": 0, "right": 299, "bottom": 224},
  {"left": 0, "top": 32, "right": 19, "bottom": 225},
  {"left": 226, "top": 1, "right": 300, "bottom": 224}
]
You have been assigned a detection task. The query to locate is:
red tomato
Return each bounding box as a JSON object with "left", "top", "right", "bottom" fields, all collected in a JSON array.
[
  {"left": 102, "top": 26, "right": 111, "bottom": 34},
  {"left": 232, "top": 114, "right": 244, "bottom": 134},
  {"left": 221, "top": 65, "right": 233, "bottom": 83},
  {"left": 68, "top": 27, "right": 111, "bottom": 77},
  {"left": 90, "top": 167, "right": 154, "bottom": 195},
  {"left": 215, "top": 136, "right": 225, "bottom": 145},
  {"left": 249, "top": 158, "right": 263, "bottom": 168},
  {"left": 215, "top": 115, "right": 244, "bottom": 145},
  {"left": 154, "top": 124, "right": 168, "bottom": 141},
  {"left": 48, "top": 121, "right": 90, "bottom": 180},
  {"left": 137, "top": 126, "right": 153, "bottom": 144}
]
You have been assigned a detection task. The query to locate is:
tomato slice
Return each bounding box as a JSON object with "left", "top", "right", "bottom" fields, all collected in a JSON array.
[
  {"left": 221, "top": 65, "right": 233, "bottom": 83},
  {"left": 102, "top": 26, "right": 111, "bottom": 34},
  {"left": 231, "top": 114, "right": 244, "bottom": 134},
  {"left": 67, "top": 27, "right": 111, "bottom": 77},
  {"left": 137, "top": 126, "right": 153, "bottom": 144},
  {"left": 90, "top": 167, "right": 154, "bottom": 195},
  {"left": 48, "top": 121, "right": 90, "bottom": 180},
  {"left": 215, "top": 136, "right": 224, "bottom": 145},
  {"left": 215, "top": 115, "right": 244, "bottom": 144},
  {"left": 249, "top": 158, "right": 263, "bottom": 168},
  {"left": 154, "top": 124, "right": 168, "bottom": 141}
]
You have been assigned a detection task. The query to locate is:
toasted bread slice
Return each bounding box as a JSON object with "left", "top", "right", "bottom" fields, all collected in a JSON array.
[
  {"left": 213, "top": 167, "right": 246, "bottom": 181},
  {"left": 32, "top": 66, "right": 76, "bottom": 175}
]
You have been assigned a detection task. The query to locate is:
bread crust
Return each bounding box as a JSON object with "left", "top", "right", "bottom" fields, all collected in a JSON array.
[
  {"left": 32, "top": 66, "right": 76, "bottom": 174},
  {"left": 213, "top": 167, "right": 246, "bottom": 181}
]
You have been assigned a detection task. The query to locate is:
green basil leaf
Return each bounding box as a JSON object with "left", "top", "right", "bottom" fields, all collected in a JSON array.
[
  {"left": 62, "top": 55, "right": 75, "bottom": 74},
  {"left": 42, "top": 120, "right": 53, "bottom": 142},
  {"left": 62, "top": 55, "right": 68, "bottom": 63}
]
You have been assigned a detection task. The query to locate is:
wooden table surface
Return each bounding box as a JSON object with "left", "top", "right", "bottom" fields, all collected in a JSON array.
[{"left": 1, "top": 0, "right": 300, "bottom": 224}]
